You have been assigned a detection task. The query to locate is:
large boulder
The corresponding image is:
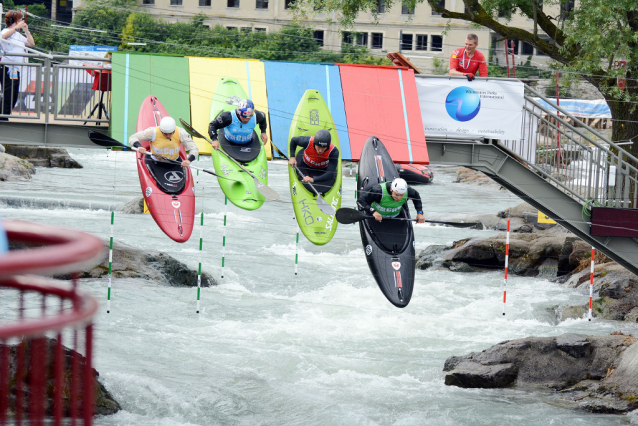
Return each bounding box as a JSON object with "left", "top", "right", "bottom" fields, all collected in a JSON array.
[
  {"left": 118, "top": 197, "right": 145, "bottom": 214},
  {"left": 4, "top": 146, "right": 82, "bottom": 168},
  {"left": 444, "top": 333, "right": 638, "bottom": 413},
  {"left": 0, "top": 153, "right": 35, "bottom": 181}
]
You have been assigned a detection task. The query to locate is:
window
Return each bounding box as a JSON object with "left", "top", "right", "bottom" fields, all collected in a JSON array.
[
  {"left": 432, "top": 0, "right": 444, "bottom": 15},
  {"left": 227, "top": 26, "right": 237, "bottom": 31},
  {"left": 170, "top": 0, "right": 182, "bottom": 5},
  {"left": 256, "top": 0, "right": 268, "bottom": 9},
  {"left": 342, "top": 31, "right": 353, "bottom": 45},
  {"left": 521, "top": 42, "right": 534, "bottom": 55},
  {"left": 376, "top": 0, "right": 385, "bottom": 13},
  {"left": 356, "top": 33, "right": 368, "bottom": 47},
  {"left": 416, "top": 35, "right": 427, "bottom": 50},
  {"left": 401, "top": 2, "right": 414, "bottom": 15},
  {"left": 314, "top": 30, "right": 324, "bottom": 47},
  {"left": 561, "top": 0, "right": 574, "bottom": 19},
  {"left": 507, "top": 40, "right": 518, "bottom": 55},
  {"left": 371, "top": 33, "right": 383, "bottom": 49},
  {"left": 199, "top": 0, "right": 211, "bottom": 5},
  {"left": 431, "top": 35, "right": 442, "bottom": 51},
  {"left": 241, "top": 27, "right": 252, "bottom": 33},
  {"left": 401, "top": 33, "right": 413, "bottom": 51},
  {"left": 142, "top": 0, "right": 154, "bottom": 4},
  {"left": 255, "top": 27, "right": 267, "bottom": 32},
  {"left": 285, "top": 0, "right": 295, "bottom": 9},
  {"left": 227, "top": 0, "right": 239, "bottom": 7}
]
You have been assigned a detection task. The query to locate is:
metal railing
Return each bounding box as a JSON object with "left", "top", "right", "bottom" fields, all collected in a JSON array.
[
  {"left": 500, "top": 84, "right": 638, "bottom": 209},
  {"left": 0, "top": 52, "right": 111, "bottom": 124},
  {"left": 0, "top": 220, "right": 104, "bottom": 425}
]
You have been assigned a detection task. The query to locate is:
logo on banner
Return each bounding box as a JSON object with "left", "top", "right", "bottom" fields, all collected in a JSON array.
[{"left": 445, "top": 86, "right": 481, "bottom": 122}]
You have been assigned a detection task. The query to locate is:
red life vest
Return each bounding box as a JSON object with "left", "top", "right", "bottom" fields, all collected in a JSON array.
[{"left": 302, "top": 136, "right": 335, "bottom": 169}]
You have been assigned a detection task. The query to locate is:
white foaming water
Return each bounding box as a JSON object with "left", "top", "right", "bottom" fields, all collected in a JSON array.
[{"left": 2, "top": 149, "right": 635, "bottom": 425}]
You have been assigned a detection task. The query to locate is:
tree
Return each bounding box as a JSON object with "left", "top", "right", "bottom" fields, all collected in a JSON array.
[{"left": 290, "top": 0, "right": 638, "bottom": 158}]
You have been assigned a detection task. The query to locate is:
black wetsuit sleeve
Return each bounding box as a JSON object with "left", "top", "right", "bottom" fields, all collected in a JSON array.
[
  {"left": 407, "top": 187, "right": 423, "bottom": 212},
  {"left": 255, "top": 111, "right": 268, "bottom": 134},
  {"left": 357, "top": 184, "right": 383, "bottom": 214},
  {"left": 312, "top": 147, "right": 340, "bottom": 183},
  {"left": 208, "top": 111, "right": 233, "bottom": 141},
  {"left": 289, "top": 136, "right": 310, "bottom": 155},
  {"left": 132, "top": 141, "right": 142, "bottom": 149},
  {"left": 187, "top": 154, "right": 196, "bottom": 162}
]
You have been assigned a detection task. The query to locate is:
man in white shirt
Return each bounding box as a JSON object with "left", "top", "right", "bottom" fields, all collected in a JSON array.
[{"left": 1, "top": 10, "right": 35, "bottom": 120}]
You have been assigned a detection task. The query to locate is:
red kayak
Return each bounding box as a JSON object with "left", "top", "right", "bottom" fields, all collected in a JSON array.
[
  {"left": 136, "top": 95, "right": 195, "bottom": 243},
  {"left": 396, "top": 163, "right": 434, "bottom": 184}
]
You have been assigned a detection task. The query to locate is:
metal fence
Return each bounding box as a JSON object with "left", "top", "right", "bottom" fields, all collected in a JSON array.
[
  {"left": 0, "top": 53, "right": 111, "bottom": 124},
  {"left": 501, "top": 85, "right": 638, "bottom": 209}
]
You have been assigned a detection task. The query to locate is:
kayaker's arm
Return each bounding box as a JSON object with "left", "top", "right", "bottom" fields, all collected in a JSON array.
[
  {"left": 255, "top": 110, "right": 268, "bottom": 144},
  {"left": 128, "top": 128, "right": 155, "bottom": 148},
  {"left": 177, "top": 127, "right": 199, "bottom": 162},
  {"left": 207, "top": 111, "right": 233, "bottom": 141},
  {"left": 310, "top": 147, "right": 340, "bottom": 183},
  {"left": 406, "top": 187, "right": 423, "bottom": 212},
  {"left": 357, "top": 184, "right": 383, "bottom": 215},
  {"left": 288, "top": 136, "right": 310, "bottom": 166}
]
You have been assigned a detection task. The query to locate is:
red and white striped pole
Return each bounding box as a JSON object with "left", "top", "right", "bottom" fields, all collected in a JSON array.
[
  {"left": 503, "top": 216, "right": 510, "bottom": 316},
  {"left": 589, "top": 247, "right": 595, "bottom": 321}
]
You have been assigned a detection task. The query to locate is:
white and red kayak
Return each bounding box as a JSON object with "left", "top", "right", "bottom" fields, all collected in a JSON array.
[{"left": 136, "top": 95, "right": 195, "bottom": 243}]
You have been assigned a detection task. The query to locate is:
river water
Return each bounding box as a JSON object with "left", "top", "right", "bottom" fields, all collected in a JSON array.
[{"left": 2, "top": 148, "right": 638, "bottom": 425}]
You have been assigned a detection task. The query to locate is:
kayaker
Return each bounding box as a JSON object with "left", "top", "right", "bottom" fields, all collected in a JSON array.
[
  {"left": 288, "top": 129, "right": 339, "bottom": 195},
  {"left": 207, "top": 99, "right": 268, "bottom": 151},
  {"left": 129, "top": 116, "right": 198, "bottom": 167},
  {"left": 358, "top": 178, "right": 426, "bottom": 223}
]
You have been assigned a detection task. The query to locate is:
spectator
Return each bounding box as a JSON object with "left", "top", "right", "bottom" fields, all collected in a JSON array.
[{"left": 449, "top": 33, "right": 488, "bottom": 81}]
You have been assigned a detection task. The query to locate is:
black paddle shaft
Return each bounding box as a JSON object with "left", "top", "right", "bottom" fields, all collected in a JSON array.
[{"left": 335, "top": 208, "right": 481, "bottom": 228}]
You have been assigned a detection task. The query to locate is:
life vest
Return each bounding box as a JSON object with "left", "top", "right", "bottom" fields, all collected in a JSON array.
[
  {"left": 371, "top": 183, "right": 407, "bottom": 218},
  {"left": 224, "top": 111, "right": 256, "bottom": 144},
  {"left": 302, "top": 136, "right": 335, "bottom": 169},
  {"left": 150, "top": 126, "right": 181, "bottom": 160}
]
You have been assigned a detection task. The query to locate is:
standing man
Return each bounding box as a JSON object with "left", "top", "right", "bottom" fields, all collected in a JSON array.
[
  {"left": 449, "top": 34, "right": 488, "bottom": 81},
  {"left": 1, "top": 10, "right": 35, "bottom": 120},
  {"left": 358, "top": 178, "right": 425, "bottom": 224},
  {"left": 288, "top": 129, "right": 339, "bottom": 195}
]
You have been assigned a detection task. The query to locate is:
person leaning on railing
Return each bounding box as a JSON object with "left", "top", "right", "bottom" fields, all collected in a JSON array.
[
  {"left": 0, "top": 10, "right": 35, "bottom": 121},
  {"left": 448, "top": 33, "right": 488, "bottom": 81}
]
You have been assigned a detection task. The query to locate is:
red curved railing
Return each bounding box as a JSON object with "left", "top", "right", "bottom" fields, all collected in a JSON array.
[{"left": 0, "top": 220, "right": 104, "bottom": 426}]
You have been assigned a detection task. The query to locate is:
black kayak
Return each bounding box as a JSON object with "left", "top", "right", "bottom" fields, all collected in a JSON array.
[
  {"left": 358, "top": 136, "right": 416, "bottom": 308},
  {"left": 396, "top": 163, "right": 434, "bottom": 184}
]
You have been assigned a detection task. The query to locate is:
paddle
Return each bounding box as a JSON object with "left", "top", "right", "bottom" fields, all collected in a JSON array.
[
  {"left": 87, "top": 131, "right": 238, "bottom": 182},
  {"left": 269, "top": 142, "right": 335, "bottom": 216},
  {"left": 178, "top": 118, "right": 280, "bottom": 201},
  {"left": 335, "top": 208, "right": 481, "bottom": 228}
]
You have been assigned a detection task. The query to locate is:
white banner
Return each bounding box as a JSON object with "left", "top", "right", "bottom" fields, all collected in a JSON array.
[{"left": 415, "top": 77, "right": 525, "bottom": 141}]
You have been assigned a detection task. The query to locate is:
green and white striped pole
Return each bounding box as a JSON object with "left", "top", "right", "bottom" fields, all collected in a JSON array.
[
  {"left": 221, "top": 196, "right": 228, "bottom": 278},
  {"left": 295, "top": 222, "right": 300, "bottom": 275},
  {"left": 196, "top": 211, "right": 204, "bottom": 313},
  {"left": 107, "top": 211, "right": 114, "bottom": 313}
]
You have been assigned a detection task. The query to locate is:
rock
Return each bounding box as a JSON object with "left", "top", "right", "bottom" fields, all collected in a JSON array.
[
  {"left": 455, "top": 167, "right": 503, "bottom": 189},
  {"left": 0, "top": 153, "right": 35, "bottom": 181},
  {"left": 119, "top": 197, "right": 145, "bottom": 214},
  {"left": 415, "top": 244, "right": 448, "bottom": 270},
  {"left": 0, "top": 337, "right": 120, "bottom": 417},
  {"left": 0, "top": 144, "right": 5, "bottom": 153},
  {"left": 4, "top": 146, "right": 82, "bottom": 168},
  {"left": 444, "top": 333, "right": 638, "bottom": 413},
  {"left": 56, "top": 240, "right": 216, "bottom": 287}
]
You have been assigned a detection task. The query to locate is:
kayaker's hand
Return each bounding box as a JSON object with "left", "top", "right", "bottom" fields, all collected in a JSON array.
[
  {"left": 416, "top": 213, "right": 425, "bottom": 224},
  {"left": 211, "top": 140, "right": 220, "bottom": 151},
  {"left": 289, "top": 157, "right": 297, "bottom": 167},
  {"left": 260, "top": 133, "right": 268, "bottom": 144},
  {"left": 373, "top": 211, "right": 383, "bottom": 222},
  {"left": 181, "top": 160, "right": 191, "bottom": 167},
  {"left": 302, "top": 176, "right": 314, "bottom": 183},
  {"left": 138, "top": 147, "right": 147, "bottom": 155}
]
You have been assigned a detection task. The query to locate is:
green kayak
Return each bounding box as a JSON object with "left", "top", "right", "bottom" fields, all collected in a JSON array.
[
  {"left": 288, "top": 90, "right": 342, "bottom": 246},
  {"left": 209, "top": 77, "right": 268, "bottom": 211}
]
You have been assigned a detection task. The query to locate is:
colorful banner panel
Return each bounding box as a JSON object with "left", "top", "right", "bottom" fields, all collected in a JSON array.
[
  {"left": 415, "top": 76, "right": 524, "bottom": 141},
  {"left": 111, "top": 53, "right": 191, "bottom": 144},
  {"left": 187, "top": 57, "right": 271, "bottom": 158},
  {"left": 263, "top": 61, "right": 351, "bottom": 160},
  {"left": 339, "top": 64, "right": 428, "bottom": 164}
]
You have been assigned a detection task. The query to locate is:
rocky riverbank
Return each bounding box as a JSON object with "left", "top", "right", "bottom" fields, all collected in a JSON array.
[{"left": 4, "top": 146, "right": 82, "bottom": 169}]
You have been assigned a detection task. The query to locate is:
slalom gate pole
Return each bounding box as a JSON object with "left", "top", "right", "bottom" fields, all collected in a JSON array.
[
  {"left": 589, "top": 247, "right": 595, "bottom": 321},
  {"left": 355, "top": 172, "right": 358, "bottom": 206},
  {"left": 349, "top": 162, "right": 353, "bottom": 177},
  {"left": 503, "top": 215, "right": 510, "bottom": 316},
  {"left": 221, "top": 196, "right": 228, "bottom": 279},
  {"left": 107, "top": 211, "right": 114, "bottom": 314},
  {"left": 295, "top": 222, "right": 300, "bottom": 275},
  {"left": 196, "top": 211, "right": 204, "bottom": 313}
]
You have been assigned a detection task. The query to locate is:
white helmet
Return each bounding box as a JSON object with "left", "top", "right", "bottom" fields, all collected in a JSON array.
[
  {"left": 391, "top": 178, "right": 408, "bottom": 195},
  {"left": 159, "top": 117, "right": 176, "bottom": 134}
]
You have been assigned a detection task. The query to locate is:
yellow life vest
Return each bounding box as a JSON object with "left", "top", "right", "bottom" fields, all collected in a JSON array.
[{"left": 150, "top": 126, "right": 181, "bottom": 160}]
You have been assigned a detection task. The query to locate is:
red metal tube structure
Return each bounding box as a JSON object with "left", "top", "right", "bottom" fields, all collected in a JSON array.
[{"left": 0, "top": 220, "right": 104, "bottom": 425}]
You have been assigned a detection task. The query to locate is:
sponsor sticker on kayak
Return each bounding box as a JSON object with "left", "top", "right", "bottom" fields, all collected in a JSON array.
[
  {"left": 391, "top": 259, "right": 401, "bottom": 270},
  {"left": 165, "top": 171, "right": 184, "bottom": 183},
  {"left": 145, "top": 187, "right": 152, "bottom": 197},
  {"left": 365, "top": 245, "right": 372, "bottom": 256},
  {"left": 172, "top": 201, "right": 181, "bottom": 209}
]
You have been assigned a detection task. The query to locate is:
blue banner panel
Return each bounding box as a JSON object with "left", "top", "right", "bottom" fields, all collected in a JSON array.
[{"left": 263, "top": 62, "right": 351, "bottom": 160}]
